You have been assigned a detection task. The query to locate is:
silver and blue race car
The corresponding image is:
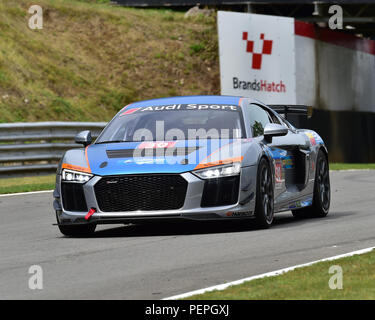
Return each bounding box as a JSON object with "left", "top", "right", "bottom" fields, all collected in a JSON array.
[{"left": 53, "top": 95, "right": 330, "bottom": 236}]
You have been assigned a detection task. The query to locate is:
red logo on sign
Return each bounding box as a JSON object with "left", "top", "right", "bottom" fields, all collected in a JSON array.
[{"left": 242, "top": 32, "right": 273, "bottom": 70}]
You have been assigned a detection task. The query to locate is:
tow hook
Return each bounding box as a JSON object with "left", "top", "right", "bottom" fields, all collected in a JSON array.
[{"left": 85, "top": 208, "right": 96, "bottom": 221}]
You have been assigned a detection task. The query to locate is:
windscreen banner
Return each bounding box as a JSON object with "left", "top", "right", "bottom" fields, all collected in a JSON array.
[{"left": 218, "top": 11, "right": 297, "bottom": 104}]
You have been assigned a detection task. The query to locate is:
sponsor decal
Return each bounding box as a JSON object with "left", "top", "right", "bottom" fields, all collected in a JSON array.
[
  {"left": 269, "top": 147, "right": 287, "bottom": 160},
  {"left": 312, "top": 131, "right": 323, "bottom": 144},
  {"left": 233, "top": 77, "right": 286, "bottom": 93},
  {"left": 119, "top": 104, "right": 239, "bottom": 116},
  {"left": 275, "top": 161, "right": 283, "bottom": 183},
  {"left": 122, "top": 158, "right": 166, "bottom": 165},
  {"left": 282, "top": 155, "right": 294, "bottom": 169},
  {"left": 138, "top": 141, "right": 177, "bottom": 149},
  {"left": 289, "top": 197, "right": 313, "bottom": 209},
  {"left": 304, "top": 131, "right": 323, "bottom": 146},
  {"left": 141, "top": 104, "right": 182, "bottom": 112},
  {"left": 226, "top": 211, "right": 252, "bottom": 217},
  {"left": 305, "top": 132, "right": 316, "bottom": 146},
  {"left": 184, "top": 104, "right": 238, "bottom": 111}
]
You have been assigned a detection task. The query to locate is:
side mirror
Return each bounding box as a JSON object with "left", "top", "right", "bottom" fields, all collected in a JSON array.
[
  {"left": 75, "top": 130, "right": 92, "bottom": 147},
  {"left": 264, "top": 123, "right": 288, "bottom": 143}
]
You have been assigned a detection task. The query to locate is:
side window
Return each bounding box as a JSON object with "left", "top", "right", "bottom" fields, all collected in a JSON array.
[
  {"left": 246, "top": 104, "right": 271, "bottom": 137},
  {"left": 280, "top": 117, "right": 292, "bottom": 129},
  {"left": 268, "top": 111, "right": 281, "bottom": 125},
  {"left": 276, "top": 114, "right": 293, "bottom": 129}
]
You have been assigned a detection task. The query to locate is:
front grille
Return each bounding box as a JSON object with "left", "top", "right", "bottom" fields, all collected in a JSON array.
[
  {"left": 94, "top": 174, "right": 188, "bottom": 212},
  {"left": 201, "top": 176, "right": 240, "bottom": 207},
  {"left": 61, "top": 182, "right": 88, "bottom": 212}
]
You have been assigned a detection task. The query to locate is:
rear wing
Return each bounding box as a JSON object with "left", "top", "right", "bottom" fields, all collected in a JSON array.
[{"left": 268, "top": 105, "right": 313, "bottom": 120}]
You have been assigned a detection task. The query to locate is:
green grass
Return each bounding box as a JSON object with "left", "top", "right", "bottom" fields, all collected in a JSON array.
[
  {"left": 186, "top": 249, "right": 375, "bottom": 300},
  {"left": 0, "top": 0, "right": 219, "bottom": 123},
  {"left": 329, "top": 163, "right": 375, "bottom": 170},
  {"left": 0, "top": 175, "right": 55, "bottom": 194}
]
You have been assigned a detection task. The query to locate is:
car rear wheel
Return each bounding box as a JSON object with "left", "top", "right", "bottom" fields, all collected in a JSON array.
[
  {"left": 56, "top": 211, "right": 96, "bottom": 237},
  {"left": 254, "top": 158, "right": 274, "bottom": 228},
  {"left": 292, "top": 149, "right": 330, "bottom": 219}
]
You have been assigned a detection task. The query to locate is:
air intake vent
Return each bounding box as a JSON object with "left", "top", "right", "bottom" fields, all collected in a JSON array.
[
  {"left": 61, "top": 182, "right": 88, "bottom": 212},
  {"left": 201, "top": 176, "right": 240, "bottom": 207}
]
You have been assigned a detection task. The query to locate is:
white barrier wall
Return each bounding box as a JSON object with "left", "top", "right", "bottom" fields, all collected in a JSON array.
[
  {"left": 218, "top": 12, "right": 375, "bottom": 113},
  {"left": 218, "top": 11, "right": 297, "bottom": 104},
  {"left": 295, "top": 21, "right": 375, "bottom": 113}
]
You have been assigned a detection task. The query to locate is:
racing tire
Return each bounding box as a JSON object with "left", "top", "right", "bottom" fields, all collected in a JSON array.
[
  {"left": 56, "top": 211, "right": 96, "bottom": 237},
  {"left": 254, "top": 158, "right": 274, "bottom": 229},
  {"left": 292, "top": 149, "right": 330, "bottom": 219}
]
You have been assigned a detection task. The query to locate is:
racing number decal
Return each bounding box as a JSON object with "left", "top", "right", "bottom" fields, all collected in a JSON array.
[
  {"left": 275, "top": 161, "right": 283, "bottom": 183},
  {"left": 138, "top": 141, "right": 177, "bottom": 149}
]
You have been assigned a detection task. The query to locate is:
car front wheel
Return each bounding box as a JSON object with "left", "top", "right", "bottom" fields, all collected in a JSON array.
[{"left": 254, "top": 158, "right": 274, "bottom": 228}]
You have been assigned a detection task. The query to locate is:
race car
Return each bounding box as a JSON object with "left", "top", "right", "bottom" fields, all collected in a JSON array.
[{"left": 53, "top": 95, "right": 330, "bottom": 236}]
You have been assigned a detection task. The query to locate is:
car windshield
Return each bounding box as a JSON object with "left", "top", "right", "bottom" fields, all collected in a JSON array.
[{"left": 96, "top": 104, "right": 244, "bottom": 143}]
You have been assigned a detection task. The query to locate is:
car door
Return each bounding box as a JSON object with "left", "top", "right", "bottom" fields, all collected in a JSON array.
[
  {"left": 268, "top": 110, "right": 313, "bottom": 192},
  {"left": 244, "top": 103, "right": 311, "bottom": 206}
]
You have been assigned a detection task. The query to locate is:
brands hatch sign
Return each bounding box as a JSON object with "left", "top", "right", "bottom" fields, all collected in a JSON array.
[{"left": 218, "top": 11, "right": 296, "bottom": 104}]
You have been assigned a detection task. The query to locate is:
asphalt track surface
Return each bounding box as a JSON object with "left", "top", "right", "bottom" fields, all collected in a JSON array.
[{"left": 0, "top": 170, "right": 374, "bottom": 299}]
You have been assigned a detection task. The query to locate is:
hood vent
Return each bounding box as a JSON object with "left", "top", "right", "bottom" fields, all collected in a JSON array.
[{"left": 106, "top": 147, "right": 200, "bottom": 158}]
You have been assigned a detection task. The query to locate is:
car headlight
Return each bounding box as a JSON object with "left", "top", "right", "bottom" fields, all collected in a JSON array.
[
  {"left": 193, "top": 162, "right": 241, "bottom": 179},
  {"left": 62, "top": 169, "right": 93, "bottom": 183}
]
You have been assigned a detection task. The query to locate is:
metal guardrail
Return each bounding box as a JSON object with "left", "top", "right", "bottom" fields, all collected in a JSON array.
[{"left": 0, "top": 122, "right": 106, "bottom": 178}]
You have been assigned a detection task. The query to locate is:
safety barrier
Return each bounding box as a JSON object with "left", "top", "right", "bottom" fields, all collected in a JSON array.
[{"left": 0, "top": 122, "right": 106, "bottom": 177}]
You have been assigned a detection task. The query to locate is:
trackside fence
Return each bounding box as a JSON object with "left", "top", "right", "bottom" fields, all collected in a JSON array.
[{"left": 0, "top": 122, "right": 106, "bottom": 178}]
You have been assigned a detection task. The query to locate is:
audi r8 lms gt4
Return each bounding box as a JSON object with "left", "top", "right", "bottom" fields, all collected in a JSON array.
[{"left": 53, "top": 96, "right": 330, "bottom": 236}]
